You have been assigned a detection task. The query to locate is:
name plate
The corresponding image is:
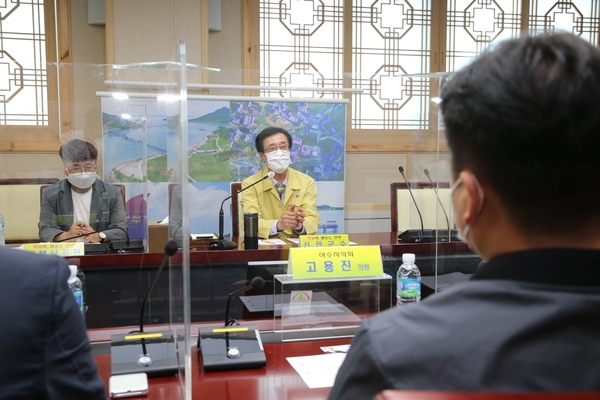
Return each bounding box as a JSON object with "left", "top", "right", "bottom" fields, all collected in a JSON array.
[
  {"left": 289, "top": 245, "right": 383, "bottom": 279},
  {"left": 298, "top": 234, "right": 350, "bottom": 248},
  {"left": 22, "top": 242, "right": 85, "bottom": 257}
]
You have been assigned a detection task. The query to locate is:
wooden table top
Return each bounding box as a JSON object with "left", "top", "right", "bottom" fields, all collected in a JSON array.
[
  {"left": 375, "top": 391, "right": 600, "bottom": 400},
  {"left": 96, "top": 337, "right": 351, "bottom": 400}
]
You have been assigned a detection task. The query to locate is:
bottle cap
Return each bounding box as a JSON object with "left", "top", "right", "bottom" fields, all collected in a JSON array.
[
  {"left": 402, "top": 253, "right": 415, "bottom": 263},
  {"left": 68, "top": 265, "right": 78, "bottom": 278}
]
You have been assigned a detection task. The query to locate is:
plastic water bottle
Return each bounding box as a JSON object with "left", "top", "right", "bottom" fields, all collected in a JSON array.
[
  {"left": 397, "top": 253, "right": 421, "bottom": 305},
  {"left": 76, "top": 267, "right": 86, "bottom": 315},
  {"left": 68, "top": 265, "right": 84, "bottom": 316},
  {"left": 0, "top": 212, "right": 5, "bottom": 246}
]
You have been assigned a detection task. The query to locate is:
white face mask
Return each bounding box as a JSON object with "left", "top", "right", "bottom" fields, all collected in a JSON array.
[
  {"left": 265, "top": 149, "right": 291, "bottom": 174},
  {"left": 450, "top": 175, "right": 485, "bottom": 243},
  {"left": 67, "top": 172, "right": 97, "bottom": 189}
]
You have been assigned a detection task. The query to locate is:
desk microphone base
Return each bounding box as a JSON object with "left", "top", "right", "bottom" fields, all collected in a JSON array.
[
  {"left": 84, "top": 243, "right": 109, "bottom": 254},
  {"left": 398, "top": 229, "right": 459, "bottom": 243},
  {"left": 110, "top": 331, "right": 181, "bottom": 378},
  {"left": 208, "top": 240, "right": 238, "bottom": 250},
  {"left": 110, "top": 239, "right": 145, "bottom": 253},
  {"left": 198, "top": 325, "right": 266, "bottom": 372}
]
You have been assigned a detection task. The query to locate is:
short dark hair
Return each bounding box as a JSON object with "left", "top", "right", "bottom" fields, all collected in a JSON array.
[
  {"left": 59, "top": 139, "right": 98, "bottom": 163},
  {"left": 254, "top": 127, "right": 293, "bottom": 153},
  {"left": 441, "top": 33, "right": 600, "bottom": 236}
]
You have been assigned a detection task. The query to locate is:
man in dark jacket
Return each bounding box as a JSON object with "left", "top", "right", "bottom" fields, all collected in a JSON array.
[{"left": 330, "top": 33, "right": 600, "bottom": 399}]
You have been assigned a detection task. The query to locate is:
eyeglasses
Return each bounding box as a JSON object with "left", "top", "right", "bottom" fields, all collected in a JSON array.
[
  {"left": 66, "top": 164, "right": 97, "bottom": 173},
  {"left": 264, "top": 144, "right": 289, "bottom": 154}
]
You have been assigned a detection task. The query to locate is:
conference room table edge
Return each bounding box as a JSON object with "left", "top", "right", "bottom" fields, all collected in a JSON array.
[{"left": 70, "top": 232, "right": 471, "bottom": 268}]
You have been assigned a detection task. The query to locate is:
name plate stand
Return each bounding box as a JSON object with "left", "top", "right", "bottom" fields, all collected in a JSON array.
[
  {"left": 22, "top": 242, "right": 85, "bottom": 257},
  {"left": 289, "top": 245, "right": 383, "bottom": 280},
  {"left": 298, "top": 234, "right": 350, "bottom": 248},
  {"left": 274, "top": 243, "right": 391, "bottom": 341}
]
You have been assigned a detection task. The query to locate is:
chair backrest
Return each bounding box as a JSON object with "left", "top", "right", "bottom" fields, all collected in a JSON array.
[
  {"left": 0, "top": 178, "right": 60, "bottom": 242},
  {"left": 168, "top": 183, "right": 178, "bottom": 212},
  {"left": 231, "top": 182, "right": 242, "bottom": 238},
  {"left": 390, "top": 182, "right": 452, "bottom": 233},
  {"left": 113, "top": 184, "right": 126, "bottom": 207}
]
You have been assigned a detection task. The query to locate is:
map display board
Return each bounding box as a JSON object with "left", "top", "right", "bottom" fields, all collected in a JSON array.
[{"left": 101, "top": 98, "right": 347, "bottom": 238}]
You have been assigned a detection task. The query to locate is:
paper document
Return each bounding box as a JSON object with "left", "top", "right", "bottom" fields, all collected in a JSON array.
[
  {"left": 321, "top": 344, "right": 350, "bottom": 354},
  {"left": 259, "top": 238, "right": 286, "bottom": 245},
  {"left": 191, "top": 233, "right": 217, "bottom": 240},
  {"left": 285, "top": 238, "right": 357, "bottom": 245},
  {"left": 287, "top": 353, "right": 347, "bottom": 388}
]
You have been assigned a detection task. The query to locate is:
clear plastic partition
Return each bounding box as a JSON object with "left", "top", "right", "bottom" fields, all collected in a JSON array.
[
  {"left": 0, "top": 56, "right": 192, "bottom": 396},
  {"left": 166, "top": 65, "right": 365, "bottom": 343},
  {"left": 274, "top": 274, "right": 392, "bottom": 342},
  {"left": 386, "top": 74, "right": 481, "bottom": 301}
]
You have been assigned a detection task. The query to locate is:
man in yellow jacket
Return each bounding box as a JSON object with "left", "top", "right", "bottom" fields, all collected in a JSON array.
[{"left": 240, "top": 127, "right": 320, "bottom": 239}]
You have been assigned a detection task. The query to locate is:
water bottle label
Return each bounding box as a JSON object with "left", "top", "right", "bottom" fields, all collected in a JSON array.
[
  {"left": 399, "top": 278, "right": 421, "bottom": 299},
  {"left": 73, "top": 291, "right": 83, "bottom": 313},
  {"left": 0, "top": 221, "right": 4, "bottom": 232}
]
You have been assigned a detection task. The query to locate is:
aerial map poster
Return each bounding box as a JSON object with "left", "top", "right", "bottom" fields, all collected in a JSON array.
[{"left": 101, "top": 97, "right": 346, "bottom": 239}]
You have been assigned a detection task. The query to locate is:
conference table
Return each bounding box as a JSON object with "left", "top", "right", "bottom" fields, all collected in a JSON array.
[
  {"left": 80, "top": 232, "right": 471, "bottom": 268},
  {"left": 79, "top": 232, "right": 475, "bottom": 332},
  {"left": 84, "top": 233, "right": 475, "bottom": 398}
]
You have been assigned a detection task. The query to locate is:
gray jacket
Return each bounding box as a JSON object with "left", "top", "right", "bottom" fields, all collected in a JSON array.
[{"left": 39, "top": 178, "right": 128, "bottom": 242}]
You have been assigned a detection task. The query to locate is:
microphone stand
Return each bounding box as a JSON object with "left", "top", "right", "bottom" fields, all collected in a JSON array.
[
  {"left": 208, "top": 194, "right": 239, "bottom": 250},
  {"left": 56, "top": 227, "right": 143, "bottom": 253},
  {"left": 396, "top": 166, "right": 438, "bottom": 243},
  {"left": 398, "top": 166, "right": 425, "bottom": 233},
  {"left": 110, "top": 241, "right": 180, "bottom": 378},
  {"left": 210, "top": 172, "right": 275, "bottom": 250},
  {"left": 55, "top": 230, "right": 110, "bottom": 254},
  {"left": 218, "top": 196, "right": 232, "bottom": 242},
  {"left": 424, "top": 168, "right": 454, "bottom": 242},
  {"left": 109, "top": 226, "right": 145, "bottom": 253},
  {"left": 224, "top": 277, "right": 265, "bottom": 326},
  {"left": 56, "top": 230, "right": 99, "bottom": 242},
  {"left": 197, "top": 277, "right": 267, "bottom": 372}
]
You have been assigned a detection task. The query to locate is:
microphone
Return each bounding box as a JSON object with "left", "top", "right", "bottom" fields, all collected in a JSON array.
[
  {"left": 138, "top": 240, "right": 179, "bottom": 334},
  {"left": 210, "top": 171, "right": 275, "bottom": 250},
  {"left": 224, "top": 276, "right": 265, "bottom": 327},
  {"left": 136, "top": 240, "right": 178, "bottom": 361},
  {"left": 56, "top": 226, "right": 143, "bottom": 253},
  {"left": 110, "top": 240, "right": 180, "bottom": 378},
  {"left": 55, "top": 228, "right": 111, "bottom": 254},
  {"left": 396, "top": 166, "right": 437, "bottom": 243},
  {"left": 398, "top": 166, "right": 424, "bottom": 232},
  {"left": 56, "top": 229, "right": 104, "bottom": 242},
  {"left": 197, "top": 275, "right": 267, "bottom": 371},
  {"left": 424, "top": 168, "right": 454, "bottom": 242},
  {"left": 109, "top": 226, "right": 144, "bottom": 253}
]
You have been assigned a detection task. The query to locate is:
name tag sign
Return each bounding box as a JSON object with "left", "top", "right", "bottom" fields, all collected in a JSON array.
[
  {"left": 298, "top": 234, "right": 349, "bottom": 248},
  {"left": 289, "top": 245, "right": 383, "bottom": 279},
  {"left": 22, "top": 242, "right": 85, "bottom": 257}
]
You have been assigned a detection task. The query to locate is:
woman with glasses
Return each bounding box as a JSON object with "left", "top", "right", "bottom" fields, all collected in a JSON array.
[
  {"left": 39, "top": 139, "right": 128, "bottom": 243},
  {"left": 240, "top": 127, "right": 320, "bottom": 239}
]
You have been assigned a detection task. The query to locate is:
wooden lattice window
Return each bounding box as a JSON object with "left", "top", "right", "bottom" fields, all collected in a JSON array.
[
  {"left": 245, "top": 0, "right": 600, "bottom": 151},
  {"left": 0, "top": 0, "right": 69, "bottom": 152}
]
